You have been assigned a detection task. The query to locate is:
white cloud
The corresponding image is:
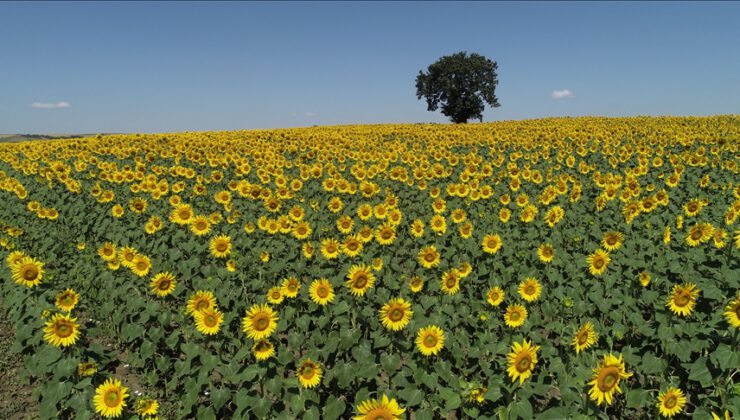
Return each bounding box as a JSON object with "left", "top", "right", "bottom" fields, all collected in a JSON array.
[
  {"left": 31, "top": 101, "right": 71, "bottom": 109},
  {"left": 304, "top": 112, "right": 317, "bottom": 117},
  {"left": 551, "top": 89, "right": 575, "bottom": 100}
]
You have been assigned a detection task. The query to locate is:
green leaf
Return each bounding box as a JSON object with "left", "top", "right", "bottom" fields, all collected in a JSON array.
[
  {"left": 688, "top": 357, "right": 713, "bottom": 387},
  {"left": 438, "top": 387, "right": 461, "bottom": 411},
  {"left": 510, "top": 398, "right": 533, "bottom": 419},
  {"left": 626, "top": 388, "right": 651, "bottom": 408},
  {"left": 322, "top": 396, "right": 347, "bottom": 420}
]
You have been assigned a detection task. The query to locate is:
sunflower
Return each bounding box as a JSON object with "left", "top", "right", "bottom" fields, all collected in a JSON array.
[
  {"left": 118, "top": 246, "right": 137, "bottom": 268},
  {"left": 150, "top": 272, "right": 176, "bottom": 297},
  {"left": 481, "top": 234, "right": 502, "bottom": 254},
  {"left": 6, "top": 250, "right": 28, "bottom": 268},
  {"left": 639, "top": 271, "right": 651, "bottom": 287},
  {"left": 685, "top": 222, "right": 714, "bottom": 246},
  {"left": 666, "top": 283, "right": 699, "bottom": 317},
  {"left": 267, "top": 286, "right": 284, "bottom": 305},
  {"left": 724, "top": 294, "right": 740, "bottom": 328},
  {"left": 190, "top": 216, "right": 211, "bottom": 236},
  {"left": 409, "top": 276, "right": 424, "bottom": 293},
  {"left": 78, "top": 361, "right": 98, "bottom": 377},
  {"left": 293, "top": 221, "right": 312, "bottom": 240},
  {"left": 429, "top": 214, "right": 447, "bottom": 235},
  {"left": 242, "top": 304, "right": 279, "bottom": 340},
  {"left": 55, "top": 288, "right": 79, "bottom": 312},
  {"left": 415, "top": 325, "right": 445, "bottom": 356},
  {"left": 410, "top": 219, "right": 425, "bottom": 238},
  {"left": 111, "top": 204, "right": 125, "bottom": 218},
  {"left": 586, "top": 249, "right": 610, "bottom": 276},
  {"left": 93, "top": 378, "right": 128, "bottom": 418},
  {"left": 186, "top": 290, "right": 217, "bottom": 315},
  {"left": 346, "top": 264, "right": 375, "bottom": 297},
  {"left": 379, "top": 298, "right": 413, "bottom": 331},
  {"left": 504, "top": 304, "right": 528, "bottom": 328},
  {"left": 439, "top": 270, "right": 461, "bottom": 295},
  {"left": 518, "top": 278, "right": 542, "bottom": 302},
  {"left": 375, "top": 223, "right": 397, "bottom": 245},
  {"left": 372, "top": 257, "right": 384, "bottom": 271},
  {"left": 342, "top": 235, "right": 364, "bottom": 257},
  {"left": 281, "top": 277, "right": 301, "bottom": 298},
  {"left": 468, "top": 386, "right": 487, "bottom": 405},
  {"left": 226, "top": 259, "right": 236, "bottom": 272},
  {"left": 537, "top": 244, "right": 554, "bottom": 263},
  {"left": 135, "top": 398, "right": 159, "bottom": 416},
  {"left": 297, "top": 358, "right": 322, "bottom": 389},
  {"left": 353, "top": 394, "right": 405, "bottom": 420},
  {"left": 169, "top": 203, "right": 194, "bottom": 225},
  {"left": 506, "top": 339, "right": 540, "bottom": 384},
  {"left": 486, "top": 286, "right": 505, "bottom": 306},
  {"left": 11, "top": 257, "right": 44, "bottom": 287},
  {"left": 309, "top": 278, "right": 335, "bottom": 306},
  {"left": 417, "top": 245, "right": 441, "bottom": 269},
  {"left": 711, "top": 410, "right": 731, "bottom": 420},
  {"left": 209, "top": 235, "right": 232, "bottom": 258},
  {"left": 588, "top": 353, "right": 633, "bottom": 406},
  {"left": 131, "top": 254, "right": 151, "bottom": 277},
  {"left": 320, "top": 238, "right": 341, "bottom": 259},
  {"left": 656, "top": 387, "right": 686, "bottom": 418},
  {"left": 98, "top": 243, "right": 117, "bottom": 261},
  {"left": 194, "top": 307, "right": 223, "bottom": 335},
  {"left": 252, "top": 339, "right": 275, "bottom": 361},
  {"left": 602, "top": 231, "right": 624, "bottom": 251},
  {"left": 572, "top": 322, "right": 598, "bottom": 354},
  {"left": 43, "top": 313, "right": 80, "bottom": 347},
  {"left": 663, "top": 226, "right": 671, "bottom": 245}
]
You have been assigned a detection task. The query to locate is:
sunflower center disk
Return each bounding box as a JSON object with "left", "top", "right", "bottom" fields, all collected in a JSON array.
[
  {"left": 664, "top": 396, "right": 677, "bottom": 409},
  {"left": 56, "top": 323, "right": 72, "bottom": 337},
  {"left": 317, "top": 287, "right": 329, "bottom": 298},
  {"left": 389, "top": 308, "right": 404, "bottom": 321},
  {"left": 424, "top": 335, "right": 437, "bottom": 347},
  {"left": 675, "top": 293, "right": 690, "bottom": 306},
  {"left": 598, "top": 369, "right": 619, "bottom": 392},
  {"left": 256, "top": 317, "right": 269, "bottom": 330},
  {"left": 23, "top": 267, "right": 39, "bottom": 281},
  {"left": 205, "top": 315, "right": 217, "bottom": 327},
  {"left": 445, "top": 278, "right": 456, "bottom": 289},
  {"left": 517, "top": 356, "right": 531, "bottom": 372},
  {"left": 105, "top": 391, "right": 120, "bottom": 407},
  {"left": 354, "top": 276, "right": 367, "bottom": 288}
]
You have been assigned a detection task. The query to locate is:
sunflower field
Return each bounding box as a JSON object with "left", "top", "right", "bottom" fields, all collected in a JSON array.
[{"left": 1, "top": 116, "right": 739, "bottom": 420}]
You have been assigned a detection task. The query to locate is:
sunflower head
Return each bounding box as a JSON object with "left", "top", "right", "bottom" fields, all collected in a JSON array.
[
  {"left": 346, "top": 264, "right": 375, "bottom": 297},
  {"left": 252, "top": 339, "right": 275, "bottom": 361},
  {"left": 353, "top": 394, "right": 405, "bottom": 420},
  {"left": 150, "top": 272, "right": 177, "bottom": 297},
  {"left": 666, "top": 283, "right": 699, "bottom": 317},
  {"left": 43, "top": 313, "right": 80, "bottom": 347},
  {"left": 242, "top": 304, "right": 279, "bottom": 340},
  {"left": 506, "top": 339, "right": 540, "bottom": 384},
  {"left": 656, "top": 387, "right": 686, "bottom": 418},
  {"left": 297, "top": 358, "right": 322, "bottom": 389},
  {"left": 379, "top": 298, "right": 413, "bottom": 331},
  {"left": 415, "top": 325, "right": 445, "bottom": 357},
  {"left": 93, "top": 378, "right": 128, "bottom": 418}
]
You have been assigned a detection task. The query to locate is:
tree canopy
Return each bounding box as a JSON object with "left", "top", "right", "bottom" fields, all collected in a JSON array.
[{"left": 415, "top": 51, "right": 500, "bottom": 123}]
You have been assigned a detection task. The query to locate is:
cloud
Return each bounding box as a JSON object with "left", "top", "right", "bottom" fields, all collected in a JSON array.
[
  {"left": 31, "top": 101, "right": 71, "bottom": 109},
  {"left": 304, "top": 112, "right": 317, "bottom": 117},
  {"left": 291, "top": 112, "right": 318, "bottom": 117},
  {"left": 551, "top": 89, "right": 575, "bottom": 100}
]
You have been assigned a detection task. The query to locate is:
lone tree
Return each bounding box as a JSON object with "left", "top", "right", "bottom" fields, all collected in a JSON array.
[{"left": 415, "top": 51, "right": 500, "bottom": 123}]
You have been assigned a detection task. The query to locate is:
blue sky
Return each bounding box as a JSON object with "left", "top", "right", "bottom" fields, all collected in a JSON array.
[{"left": 1, "top": 1, "right": 739, "bottom": 133}]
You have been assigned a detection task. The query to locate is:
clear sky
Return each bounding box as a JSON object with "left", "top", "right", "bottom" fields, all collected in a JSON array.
[{"left": 1, "top": 1, "right": 739, "bottom": 133}]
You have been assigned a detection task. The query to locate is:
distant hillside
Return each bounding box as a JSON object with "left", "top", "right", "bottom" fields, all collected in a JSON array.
[{"left": 0, "top": 134, "right": 104, "bottom": 143}]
